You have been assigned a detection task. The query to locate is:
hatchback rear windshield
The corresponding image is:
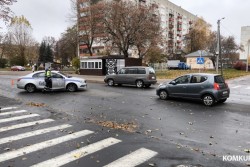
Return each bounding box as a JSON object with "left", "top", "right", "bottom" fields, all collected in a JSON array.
[{"left": 214, "top": 75, "right": 225, "bottom": 83}]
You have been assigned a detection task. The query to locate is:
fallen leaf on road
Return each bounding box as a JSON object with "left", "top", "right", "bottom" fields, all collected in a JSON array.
[
  {"left": 26, "top": 102, "right": 46, "bottom": 107},
  {"left": 244, "top": 149, "right": 250, "bottom": 153}
]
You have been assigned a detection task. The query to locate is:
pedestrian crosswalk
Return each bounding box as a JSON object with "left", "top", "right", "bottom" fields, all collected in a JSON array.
[{"left": 0, "top": 106, "right": 158, "bottom": 167}]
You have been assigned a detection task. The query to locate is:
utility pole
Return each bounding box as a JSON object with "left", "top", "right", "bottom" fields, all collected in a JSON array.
[
  {"left": 247, "top": 40, "right": 249, "bottom": 72},
  {"left": 217, "top": 18, "right": 224, "bottom": 76}
]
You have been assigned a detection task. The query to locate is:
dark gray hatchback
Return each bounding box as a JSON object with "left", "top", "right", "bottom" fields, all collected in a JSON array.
[{"left": 156, "top": 73, "right": 230, "bottom": 106}]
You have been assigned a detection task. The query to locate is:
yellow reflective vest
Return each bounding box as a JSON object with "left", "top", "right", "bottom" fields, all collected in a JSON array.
[{"left": 45, "top": 70, "right": 51, "bottom": 77}]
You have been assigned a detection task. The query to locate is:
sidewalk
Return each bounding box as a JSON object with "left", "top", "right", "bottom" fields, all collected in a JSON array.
[{"left": 0, "top": 70, "right": 169, "bottom": 84}]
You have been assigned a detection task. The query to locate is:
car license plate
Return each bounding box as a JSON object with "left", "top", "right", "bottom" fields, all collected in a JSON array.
[{"left": 223, "top": 91, "right": 228, "bottom": 95}]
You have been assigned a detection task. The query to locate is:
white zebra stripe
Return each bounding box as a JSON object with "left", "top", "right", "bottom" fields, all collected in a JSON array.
[
  {"left": 0, "top": 124, "right": 72, "bottom": 145},
  {"left": 231, "top": 85, "right": 241, "bottom": 89},
  {"left": 31, "top": 137, "right": 121, "bottom": 167},
  {"left": 0, "top": 119, "right": 54, "bottom": 133},
  {"left": 0, "top": 110, "right": 27, "bottom": 116},
  {"left": 0, "top": 114, "right": 40, "bottom": 123},
  {"left": 0, "top": 107, "right": 18, "bottom": 111},
  {"left": 246, "top": 86, "right": 250, "bottom": 89},
  {"left": 104, "top": 148, "right": 158, "bottom": 167},
  {"left": 0, "top": 130, "right": 94, "bottom": 162}
]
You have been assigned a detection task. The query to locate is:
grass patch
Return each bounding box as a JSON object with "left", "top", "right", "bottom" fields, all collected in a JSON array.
[{"left": 156, "top": 69, "right": 250, "bottom": 80}]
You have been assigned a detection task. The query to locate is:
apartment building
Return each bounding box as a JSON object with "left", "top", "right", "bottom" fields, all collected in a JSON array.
[
  {"left": 240, "top": 26, "right": 250, "bottom": 60},
  {"left": 77, "top": 0, "right": 198, "bottom": 58}
]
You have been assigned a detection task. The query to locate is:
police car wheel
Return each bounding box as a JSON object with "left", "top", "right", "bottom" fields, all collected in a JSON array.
[
  {"left": 67, "top": 83, "right": 77, "bottom": 92},
  {"left": 25, "top": 84, "right": 36, "bottom": 93}
]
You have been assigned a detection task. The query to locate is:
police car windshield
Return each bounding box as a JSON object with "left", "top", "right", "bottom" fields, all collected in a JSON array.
[{"left": 58, "top": 72, "right": 70, "bottom": 78}]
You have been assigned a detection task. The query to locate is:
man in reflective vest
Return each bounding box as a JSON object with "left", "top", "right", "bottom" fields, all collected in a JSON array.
[{"left": 45, "top": 67, "right": 52, "bottom": 89}]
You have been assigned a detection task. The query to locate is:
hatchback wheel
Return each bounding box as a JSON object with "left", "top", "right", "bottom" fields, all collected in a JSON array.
[
  {"left": 26, "top": 84, "right": 36, "bottom": 93},
  {"left": 107, "top": 79, "right": 114, "bottom": 86},
  {"left": 136, "top": 80, "right": 144, "bottom": 88},
  {"left": 159, "top": 90, "right": 168, "bottom": 100},
  {"left": 67, "top": 83, "right": 77, "bottom": 92},
  {"left": 202, "top": 94, "right": 214, "bottom": 106}
]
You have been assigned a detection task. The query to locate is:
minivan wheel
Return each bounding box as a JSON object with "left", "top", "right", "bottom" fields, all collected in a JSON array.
[
  {"left": 159, "top": 90, "right": 168, "bottom": 100},
  {"left": 107, "top": 79, "right": 114, "bottom": 86},
  {"left": 136, "top": 80, "right": 144, "bottom": 88},
  {"left": 25, "top": 84, "right": 36, "bottom": 93},
  {"left": 202, "top": 94, "right": 214, "bottom": 106}
]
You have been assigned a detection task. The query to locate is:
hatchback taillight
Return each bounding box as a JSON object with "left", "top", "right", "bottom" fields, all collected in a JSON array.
[{"left": 214, "top": 83, "right": 220, "bottom": 90}]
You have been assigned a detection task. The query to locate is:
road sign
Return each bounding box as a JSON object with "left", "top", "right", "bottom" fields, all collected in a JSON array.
[{"left": 197, "top": 57, "right": 204, "bottom": 64}]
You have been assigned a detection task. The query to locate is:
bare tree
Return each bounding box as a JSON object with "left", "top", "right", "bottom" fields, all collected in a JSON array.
[
  {"left": 8, "top": 15, "right": 35, "bottom": 66},
  {"left": 0, "top": 0, "right": 17, "bottom": 24},
  {"left": 185, "top": 18, "right": 212, "bottom": 53},
  {"left": 102, "top": 1, "right": 161, "bottom": 58}
]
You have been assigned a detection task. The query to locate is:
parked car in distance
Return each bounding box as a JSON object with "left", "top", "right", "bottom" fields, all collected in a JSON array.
[
  {"left": 104, "top": 66, "right": 157, "bottom": 88},
  {"left": 156, "top": 73, "right": 230, "bottom": 106},
  {"left": 17, "top": 71, "right": 87, "bottom": 93},
  {"left": 11, "top": 66, "right": 25, "bottom": 71}
]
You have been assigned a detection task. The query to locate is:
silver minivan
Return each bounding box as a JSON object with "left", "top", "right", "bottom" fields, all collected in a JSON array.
[{"left": 104, "top": 66, "right": 157, "bottom": 88}]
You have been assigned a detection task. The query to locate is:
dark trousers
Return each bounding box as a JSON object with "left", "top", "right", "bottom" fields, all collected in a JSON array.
[{"left": 45, "top": 77, "right": 52, "bottom": 88}]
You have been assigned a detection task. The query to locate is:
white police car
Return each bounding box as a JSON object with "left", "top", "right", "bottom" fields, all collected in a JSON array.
[{"left": 17, "top": 71, "right": 87, "bottom": 93}]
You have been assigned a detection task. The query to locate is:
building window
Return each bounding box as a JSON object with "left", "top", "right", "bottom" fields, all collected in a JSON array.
[{"left": 81, "top": 60, "right": 102, "bottom": 69}]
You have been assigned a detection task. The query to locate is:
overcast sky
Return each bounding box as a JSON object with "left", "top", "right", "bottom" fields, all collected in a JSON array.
[
  {"left": 2, "top": 0, "right": 249, "bottom": 44},
  {"left": 170, "top": 0, "right": 250, "bottom": 43}
]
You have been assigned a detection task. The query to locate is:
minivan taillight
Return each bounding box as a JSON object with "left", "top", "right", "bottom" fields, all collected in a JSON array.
[{"left": 214, "top": 83, "right": 220, "bottom": 90}]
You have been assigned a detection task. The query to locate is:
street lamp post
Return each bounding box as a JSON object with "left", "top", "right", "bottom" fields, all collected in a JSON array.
[
  {"left": 217, "top": 17, "right": 225, "bottom": 75},
  {"left": 247, "top": 40, "right": 250, "bottom": 72}
]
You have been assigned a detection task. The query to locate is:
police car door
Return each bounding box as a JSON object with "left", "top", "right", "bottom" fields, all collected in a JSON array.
[
  {"left": 51, "top": 73, "right": 65, "bottom": 89},
  {"left": 34, "top": 72, "right": 46, "bottom": 89}
]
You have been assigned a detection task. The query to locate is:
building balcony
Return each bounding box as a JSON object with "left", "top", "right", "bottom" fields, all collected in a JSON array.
[
  {"left": 177, "top": 40, "right": 181, "bottom": 43},
  {"left": 169, "top": 18, "right": 174, "bottom": 22},
  {"left": 177, "top": 15, "right": 182, "bottom": 19},
  {"left": 177, "top": 21, "right": 182, "bottom": 25},
  {"left": 169, "top": 24, "right": 174, "bottom": 29},
  {"left": 177, "top": 28, "right": 182, "bottom": 31},
  {"left": 189, "top": 20, "right": 193, "bottom": 24}
]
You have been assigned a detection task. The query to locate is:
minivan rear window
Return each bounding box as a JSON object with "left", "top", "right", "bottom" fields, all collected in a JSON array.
[
  {"left": 149, "top": 68, "right": 155, "bottom": 74},
  {"left": 214, "top": 75, "right": 225, "bottom": 83},
  {"left": 138, "top": 68, "right": 146, "bottom": 74}
]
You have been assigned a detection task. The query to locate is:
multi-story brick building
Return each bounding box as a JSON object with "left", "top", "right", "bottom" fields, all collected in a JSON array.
[{"left": 77, "top": 0, "right": 198, "bottom": 58}]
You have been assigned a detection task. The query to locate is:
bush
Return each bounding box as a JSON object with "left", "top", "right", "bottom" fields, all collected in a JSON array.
[
  {"left": 0, "top": 58, "right": 7, "bottom": 68},
  {"left": 233, "top": 61, "right": 246, "bottom": 70}
]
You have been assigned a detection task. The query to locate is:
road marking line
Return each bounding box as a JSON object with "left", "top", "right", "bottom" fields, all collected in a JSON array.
[
  {"left": 104, "top": 148, "right": 158, "bottom": 167},
  {"left": 0, "top": 124, "right": 72, "bottom": 145},
  {"left": 231, "top": 85, "right": 241, "bottom": 89},
  {"left": 0, "top": 119, "right": 54, "bottom": 133},
  {"left": 0, "top": 107, "right": 18, "bottom": 111},
  {"left": 31, "top": 137, "right": 121, "bottom": 167},
  {"left": 0, "top": 110, "right": 27, "bottom": 116},
  {"left": 0, "top": 130, "right": 94, "bottom": 162},
  {"left": 0, "top": 114, "right": 40, "bottom": 123}
]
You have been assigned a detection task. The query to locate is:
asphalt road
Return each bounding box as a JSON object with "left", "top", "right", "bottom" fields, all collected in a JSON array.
[{"left": 0, "top": 74, "right": 250, "bottom": 167}]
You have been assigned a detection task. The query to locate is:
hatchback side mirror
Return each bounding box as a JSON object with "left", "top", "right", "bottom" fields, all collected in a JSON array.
[{"left": 170, "top": 81, "right": 176, "bottom": 85}]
